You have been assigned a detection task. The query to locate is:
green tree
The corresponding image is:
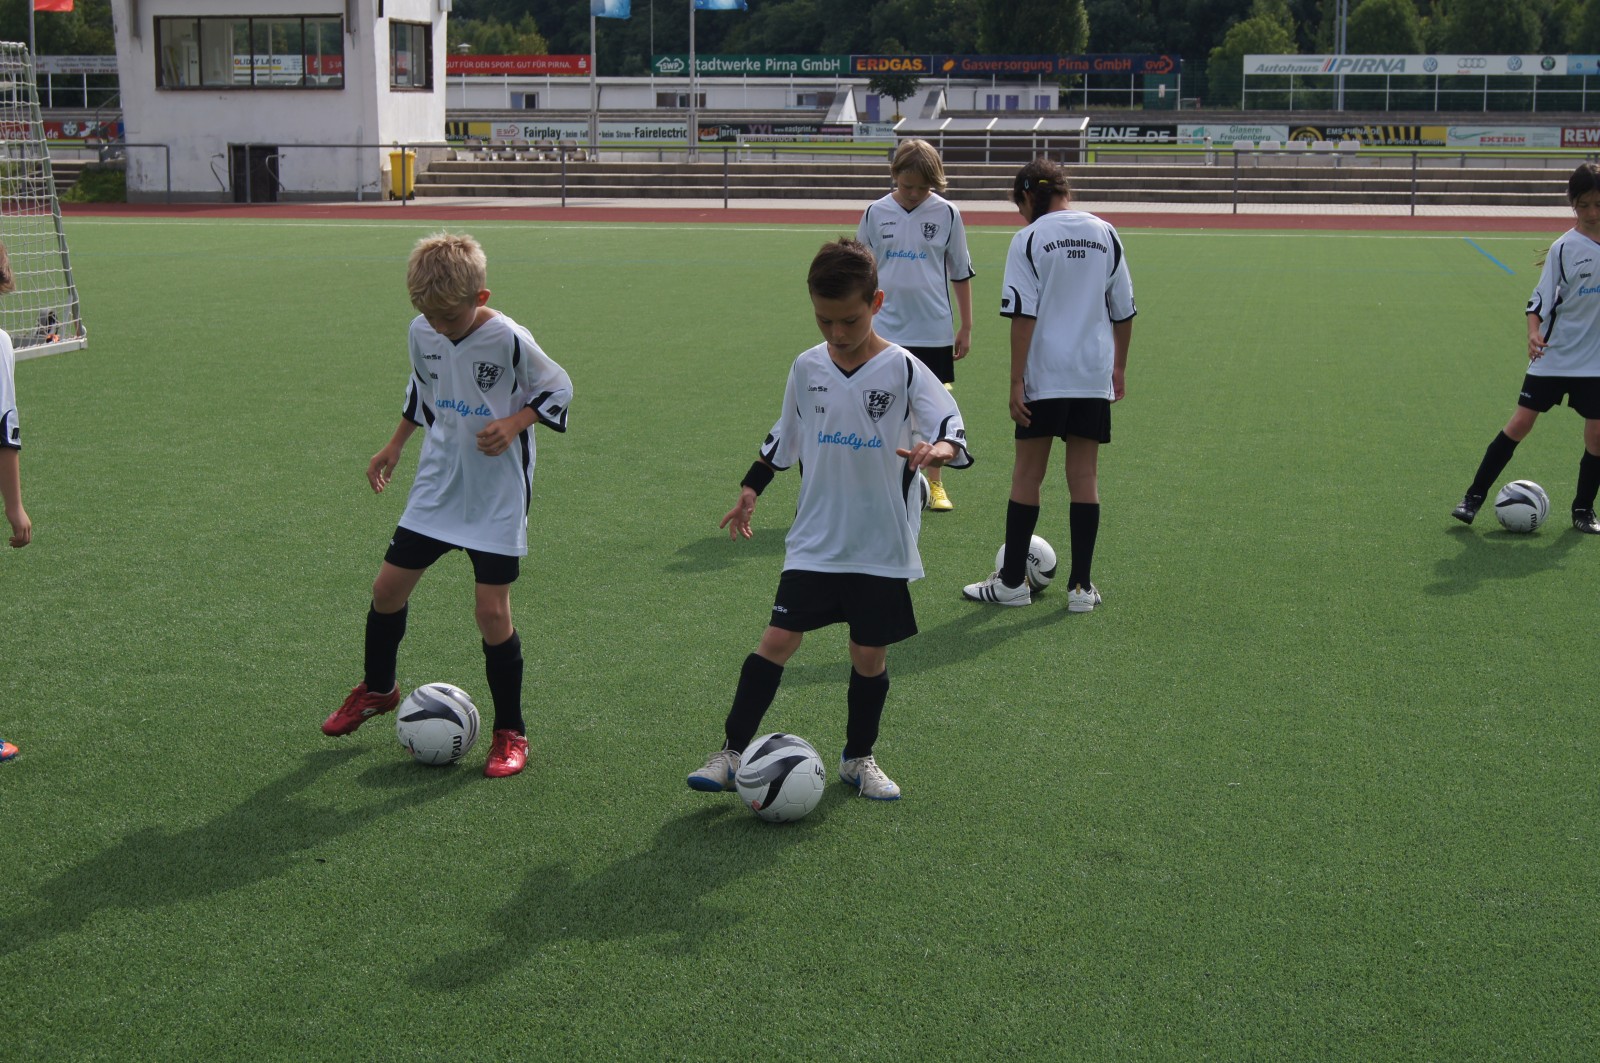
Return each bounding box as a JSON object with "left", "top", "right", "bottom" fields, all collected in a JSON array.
[
  {"left": 1206, "top": 2, "right": 1296, "bottom": 108},
  {"left": 0, "top": 0, "right": 115, "bottom": 55},
  {"left": 977, "top": 0, "right": 1089, "bottom": 55},
  {"left": 1443, "top": 0, "right": 1540, "bottom": 51},
  {"left": 866, "top": 39, "right": 923, "bottom": 120},
  {"left": 1347, "top": 0, "right": 1425, "bottom": 52},
  {"left": 1577, "top": 0, "right": 1600, "bottom": 51},
  {"left": 447, "top": 15, "right": 549, "bottom": 57}
]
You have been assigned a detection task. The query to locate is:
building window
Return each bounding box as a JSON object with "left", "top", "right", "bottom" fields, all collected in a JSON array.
[
  {"left": 516, "top": 92, "right": 538, "bottom": 109},
  {"left": 390, "top": 21, "right": 432, "bottom": 91},
  {"left": 156, "top": 16, "right": 343, "bottom": 89},
  {"left": 655, "top": 92, "right": 705, "bottom": 108}
]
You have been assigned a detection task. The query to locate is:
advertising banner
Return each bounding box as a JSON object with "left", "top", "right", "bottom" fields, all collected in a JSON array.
[
  {"left": 929, "top": 54, "right": 1178, "bottom": 77},
  {"left": 447, "top": 55, "right": 590, "bottom": 76},
  {"left": 1285, "top": 123, "right": 1446, "bottom": 146},
  {"left": 652, "top": 54, "right": 847, "bottom": 76},
  {"left": 1245, "top": 54, "right": 1565, "bottom": 77},
  {"left": 1178, "top": 122, "right": 1289, "bottom": 143},
  {"left": 1563, "top": 127, "right": 1600, "bottom": 147},
  {"left": 851, "top": 55, "right": 934, "bottom": 75},
  {"left": 1087, "top": 124, "right": 1178, "bottom": 143},
  {"left": 1445, "top": 125, "right": 1562, "bottom": 148}
]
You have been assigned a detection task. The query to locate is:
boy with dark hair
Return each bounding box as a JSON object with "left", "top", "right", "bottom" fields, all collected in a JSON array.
[
  {"left": 687, "top": 238, "right": 972, "bottom": 801},
  {"left": 1452, "top": 162, "right": 1600, "bottom": 532},
  {"left": 323, "top": 232, "right": 573, "bottom": 778}
]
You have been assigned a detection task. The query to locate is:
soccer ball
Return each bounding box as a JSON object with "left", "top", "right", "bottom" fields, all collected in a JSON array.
[
  {"left": 995, "top": 535, "right": 1058, "bottom": 590},
  {"left": 735, "top": 732, "right": 826, "bottom": 823},
  {"left": 1494, "top": 479, "right": 1549, "bottom": 533},
  {"left": 395, "top": 683, "right": 480, "bottom": 765}
]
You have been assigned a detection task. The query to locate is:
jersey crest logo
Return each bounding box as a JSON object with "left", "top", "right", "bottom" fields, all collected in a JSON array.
[
  {"left": 472, "top": 362, "right": 504, "bottom": 392},
  {"left": 922, "top": 222, "right": 940, "bottom": 240},
  {"left": 863, "top": 389, "right": 895, "bottom": 423}
]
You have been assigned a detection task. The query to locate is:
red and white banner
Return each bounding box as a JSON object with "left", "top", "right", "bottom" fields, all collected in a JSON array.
[
  {"left": 445, "top": 55, "right": 590, "bottom": 77},
  {"left": 35, "top": 1, "right": 75, "bottom": 13}
]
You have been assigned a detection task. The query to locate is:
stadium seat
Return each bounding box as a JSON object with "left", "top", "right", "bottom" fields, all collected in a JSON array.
[
  {"left": 1231, "top": 140, "right": 1256, "bottom": 165},
  {"left": 1257, "top": 139, "right": 1282, "bottom": 154},
  {"left": 557, "top": 138, "right": 589, "bottom": 162},
  {"left": 1311, "top": 140, "right": 1336, "bottom": 162},
  {"left": 1336, "top": 139, "right": 1361, "bottom": 166}
]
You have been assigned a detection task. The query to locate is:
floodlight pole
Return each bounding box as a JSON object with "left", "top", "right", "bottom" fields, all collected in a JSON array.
[
  {"left": 1335, "top": 0, "right": 1349, "bottom": 111},
  {"left": 588, "top": 15, "right": 598, "bottom": 153},
  {"left": 688, "top": 0, "right": 699, "bottom": 161}
]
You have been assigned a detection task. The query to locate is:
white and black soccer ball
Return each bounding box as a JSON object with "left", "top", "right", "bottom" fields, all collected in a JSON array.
[
  {"left": 995, "top": 535, "right": 1058, "bottom": 590},
  {"left": 395, "top": 682, "right": 480, "bottom": 765},
  {"left": 735, "top": 732, "right": 826, "bottom": 823},
  {"left": 1495, "top": 479, "right": 1549, "bottom": 533}
]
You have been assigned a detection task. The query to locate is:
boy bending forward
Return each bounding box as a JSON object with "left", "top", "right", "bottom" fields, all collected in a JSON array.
[
  {"left": 688, "top": 238, "right": 972, "bottom": 800},
  {"left": 323, "top": 232, "right": 572, "bottom": 778}
]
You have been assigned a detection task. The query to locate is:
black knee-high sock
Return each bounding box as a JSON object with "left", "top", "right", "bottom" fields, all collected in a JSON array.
[
  {"left": 483, "top": 631, "right": 524, "bottom": 734},
  {"left": 1575, "top": 450, "right": 1600, "bottom": 511},
  {"left": 1002, "top": 500, "right": 1041, "bottom": 587},
  {"left": 844, "top": 668, "right": 890, "bottom": 760},
  {"left": 723, "top": 653, "right": 784, "bottom": 752},
  {"left": 363, "top": 603, "right": 407, "bottom": 693},
  {"left": 1469, "top": 431, "right": 1520, "bottom": 498},
  {"left": 1066, "top": 501, "right": 1101, "bottom": 590}
]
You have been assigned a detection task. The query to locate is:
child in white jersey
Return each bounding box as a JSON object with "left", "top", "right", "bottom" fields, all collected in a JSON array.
[
  {"left": 322, "top": 232, "right": 573, "bottom": 778},
  {"left": 0, "top": 241, "right": 29, "bottom": 764},
  {"left": 1452, "top": 162, "right": 1600, "bottom": 533},
  {"left": 964, "top": 158, "right": 1135, "bottom": 613},
  {"left": 856, "top": 138, "right": 975, "bottom": 511},
  {"left": 687, "top": 238, "right": 972, "bottom": 800}
]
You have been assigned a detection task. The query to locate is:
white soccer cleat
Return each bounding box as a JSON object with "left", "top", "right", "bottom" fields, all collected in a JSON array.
[
  {"left": 687, "top": 747, "right": 740, "bottom": 792},
  {"left": 839, "top": 755, "right": 901, "bottom": 800},
  {"left": 1067, "top": 583, "right": 1102, "bottom": 613},
  {"left": 962, "top": 571, "right": 1031, "bottom": 606}
]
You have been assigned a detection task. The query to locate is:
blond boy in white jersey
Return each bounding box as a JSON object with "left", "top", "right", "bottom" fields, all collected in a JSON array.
[
  {"left": 856, "top": 138, "right": 975, "bottom": 510},
  {"left": 687, "top": 238, "right": 972, "bottom": 801},
  {"left": 322, "top": 232, "right": 573, "bottom": 778}
]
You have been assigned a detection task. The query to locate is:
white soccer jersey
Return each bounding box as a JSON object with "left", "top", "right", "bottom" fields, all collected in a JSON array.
[
  {"left": 0, "top": 329, "right": 17, "bottom": 451},
  {"left": 1526, "top": 228, "right": 1600, "bottom": 377},
  {"left": 397, "top": 311, "right": 572, "bottom": 557},
  {"left": 760, "top": 342, "right": 972, "bottom": 580},
  {"left": 856, "top": 192, "right": 976, "bottom": 347},
  {"left": 1000, "top": 209, "right": 1136, "bottom": 401}
]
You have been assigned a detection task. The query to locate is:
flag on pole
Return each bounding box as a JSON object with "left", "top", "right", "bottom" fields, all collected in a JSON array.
[
  {"left": 694, "top": 0, "right": 747, "bottom": 9},
  {"left": 34, "top": 0, "right": 75, "bottom": 11},
  {"left": 591, "top": 0, "right": 630, "bottom": 17}
]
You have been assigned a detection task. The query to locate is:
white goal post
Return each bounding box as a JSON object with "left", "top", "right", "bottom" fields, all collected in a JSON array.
[{"left": 0, "top": 41, "right": 85, "bottom": 361}]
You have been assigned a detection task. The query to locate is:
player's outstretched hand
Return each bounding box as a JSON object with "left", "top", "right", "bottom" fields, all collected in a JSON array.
[
  {"left": 1009, "top": 382, "right": 1032, "bottom": 428},
  {"left": 721, "top": 487, "right": 758, "bottom": 540},
  {"left": 367, "top": 449, "right": 398, "bottom": 494},
  {"left": 7, "top": 506, "right": 30, "bottom": 548},
  {"left": 896, "top": 440, "right": 956, "bottom": 470}
]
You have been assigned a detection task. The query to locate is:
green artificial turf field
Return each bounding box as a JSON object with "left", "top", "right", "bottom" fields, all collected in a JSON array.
[{"left": 1, "top": 216, "right": 1595, "bottom": 1059}]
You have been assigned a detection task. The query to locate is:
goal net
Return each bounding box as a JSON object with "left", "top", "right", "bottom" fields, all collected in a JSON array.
[{"left": 0, "top": 41, "right": 84, "bottom": 361}]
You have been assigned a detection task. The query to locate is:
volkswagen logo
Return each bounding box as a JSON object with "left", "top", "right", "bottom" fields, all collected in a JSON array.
[
  {"left": 1508, "top": 56, "right": 1523, "bottom": 71},
  {"left": 1423, "top": 57, "right": 1438, "bottom": 73}
]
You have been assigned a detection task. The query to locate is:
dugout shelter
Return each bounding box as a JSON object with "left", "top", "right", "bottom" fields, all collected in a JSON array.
[{"left": 893, "top": 115, "right": 1089, "bottom": 163}]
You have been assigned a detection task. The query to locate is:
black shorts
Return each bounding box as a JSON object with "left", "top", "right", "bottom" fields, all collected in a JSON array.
[
  {"left": 768, "top": 569, "right": 917, "bottom": 647},
  {"left": 384, "top": 525, "right": 520, "bottom": 586},
  {"left": 905, "top": 345, "right": 956, "bottom": 386},
  {"left": 1015, "top": 397, "right": 1112, "bottom": 443},
  {"left": 1517, "top": 374, "right": 1600, "bottom": 419}
]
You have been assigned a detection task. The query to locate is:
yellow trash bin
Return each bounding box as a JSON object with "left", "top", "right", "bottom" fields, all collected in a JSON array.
[{"left": 389, "top": 149, "right": 415, "bottom": 199}]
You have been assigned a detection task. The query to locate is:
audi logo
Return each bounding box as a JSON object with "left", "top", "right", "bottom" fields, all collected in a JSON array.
[{"left": 1456, "top": 58, "right": 1489, "bottom": 70}]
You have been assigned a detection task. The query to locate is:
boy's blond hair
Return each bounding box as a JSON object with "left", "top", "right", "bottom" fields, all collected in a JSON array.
[
  {"left": 407, "top": 232, "right": 487, "bottom": 313},
  {"left": 0, "top": 240, "right": 14, "bottom": 295},
  {"left": 890, "top": 138, "right": 948, "bottom": 193}
]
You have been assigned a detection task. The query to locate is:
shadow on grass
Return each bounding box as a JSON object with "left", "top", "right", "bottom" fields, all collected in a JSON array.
[
  {"left": 410, "top": 801, "right": 819, "bottom": 991},
  {"left": 662, "top": 532, "right": 785, "bottom": 573},
  {"left": 0, "top": 746, "right": 473, "bottom": 959},
  {"left": 1426, "top": 524, "right": 1586, "bottom": 596}
]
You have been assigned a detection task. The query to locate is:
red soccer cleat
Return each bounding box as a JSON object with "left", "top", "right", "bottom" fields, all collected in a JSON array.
[
  {"left": 483, "top": 730, "right": 528, "bottom": 778},
  {"left": 321, "top": 683, "right": 401, "bottom": 737},
  {"left": 0, "top": 739, "right": 17, "bottom": 763}
]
